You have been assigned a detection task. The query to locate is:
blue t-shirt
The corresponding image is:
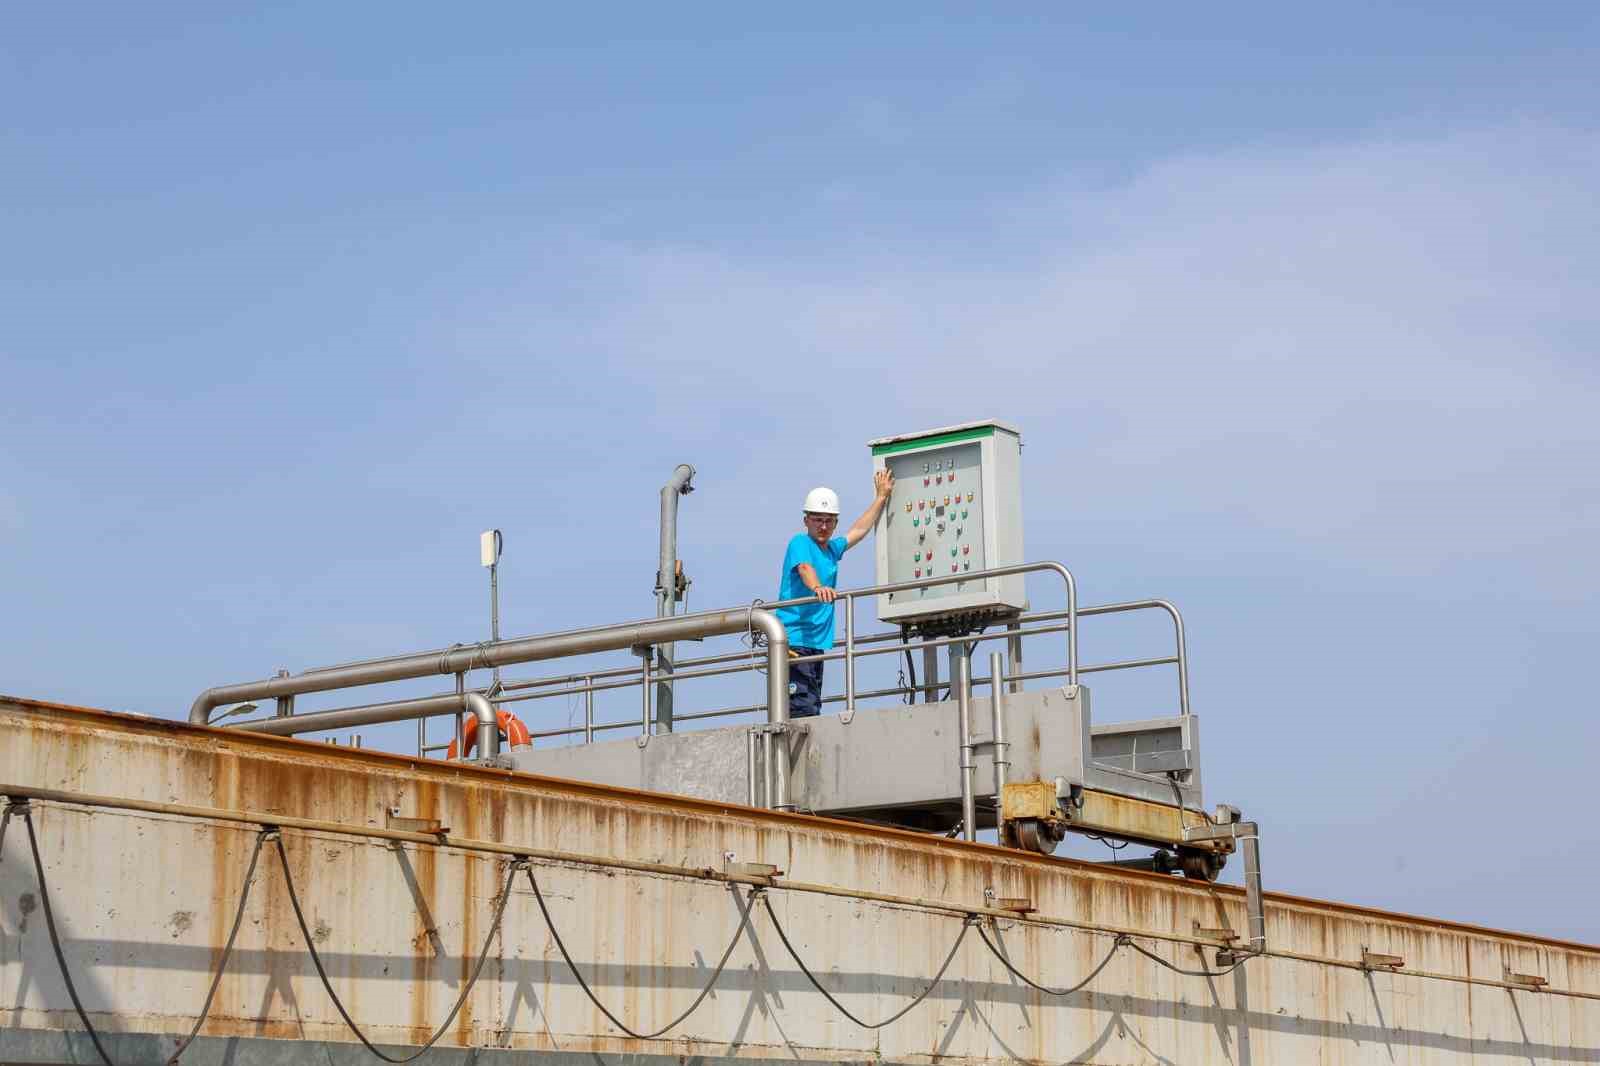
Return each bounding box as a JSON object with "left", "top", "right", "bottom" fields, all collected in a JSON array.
[{"left": 776, "top": 532, "right": 849, "bottom": 650}]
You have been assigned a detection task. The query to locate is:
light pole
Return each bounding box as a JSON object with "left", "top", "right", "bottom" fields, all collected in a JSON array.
[{"left": 480, "top": 529, "right": 503, "bottom": 690}]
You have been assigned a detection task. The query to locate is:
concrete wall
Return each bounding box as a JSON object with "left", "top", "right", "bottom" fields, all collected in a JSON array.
[{"left": 1, "top": 697, "right": 1596, "bottom": 1065}]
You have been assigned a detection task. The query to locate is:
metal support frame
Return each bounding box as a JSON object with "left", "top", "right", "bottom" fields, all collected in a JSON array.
[{"left": 1183, "top": 817, "right": 1266, "bottom": 952}]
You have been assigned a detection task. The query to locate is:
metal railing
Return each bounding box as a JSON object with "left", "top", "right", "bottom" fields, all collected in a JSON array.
[
  {"left": 486, "top": 574, "right": 1190, "bottom": 745},
  {"left": 199, "top": 561, "right": 1192, "bottom": 786}
]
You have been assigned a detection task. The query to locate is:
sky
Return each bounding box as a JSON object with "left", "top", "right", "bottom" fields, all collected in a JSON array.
[{"left": 3, "top": 4, "right": 1598, "bottom": 943}]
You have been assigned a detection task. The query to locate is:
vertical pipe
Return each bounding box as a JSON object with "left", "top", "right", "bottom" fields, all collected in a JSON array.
[
  {"left": 453, "top": 673, "right": 465, "bottom": 760},
  {"left": 955, "top": 641, "right": 976, "bottom": 842},
  {"left": 922, "top": 642, "right": 939, "bottom": 703},
  {"left": 583, "top": 675, "right": 594, "bottom": 744},
  {"left": 760, "top": 731, "right": 773, "bottom": 809},
  {"left": 489, "top": 561, "right": 501, "bottom": 690},
  {"left": 1006, "top": 620, "right": 1024, "bottom": 695},
  {"left": 417, "top": 714, "right": 426, "bottom": 758},
  {"left": 747, "top": 729, "right": 758, "bottom": 807},
  {"left": 1243, "top": 827, "right": 1266, "bottom": 951},
  {"left": 656, "top": 464, "right": 695, "bottom": 735},
  {"left": 843, "top": 595, "right": 856, "bottom": 719},
  {"left": 639, "top": 648, "right": 652, "bottom": 745},
  {"left": 989, "top": 651, "right": 1009, "bottom": 843}
]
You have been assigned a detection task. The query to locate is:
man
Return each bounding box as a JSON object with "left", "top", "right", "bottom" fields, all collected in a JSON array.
[{"left": 776, "top": 470, "right": 895, "bottom": 718}]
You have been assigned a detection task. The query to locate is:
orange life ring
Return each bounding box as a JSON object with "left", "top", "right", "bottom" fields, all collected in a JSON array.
[{"left": 446, "top": 708, "right": 531, "bottom": 759}]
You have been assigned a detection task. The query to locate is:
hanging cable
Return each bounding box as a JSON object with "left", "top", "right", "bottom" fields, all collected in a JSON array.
[
  {"left": 523, "top": 864, "right": 751, "bottom": 1039},
  {"left": 1123, "top": 935, "right": 1251, "bottom": 977},
  {"left": 166, "top": 828, "right": 274, "bottom": 1064},
  {"left": 273, "top": 835, "right": 522, "bottom": 1063},
  {"left": 974, "top": 923, "right": 1127, "bottom": 996},
  {"left": 760, "top": 893, "right": 973, "bottom": 1029},
  {"left": 12, "top": 800, "right": 116, "bottom": 1066}
]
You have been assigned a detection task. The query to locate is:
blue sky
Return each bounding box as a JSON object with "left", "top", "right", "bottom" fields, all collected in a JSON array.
[{"left": 4, "top": 4, "right": 1598, "bottom": 942}]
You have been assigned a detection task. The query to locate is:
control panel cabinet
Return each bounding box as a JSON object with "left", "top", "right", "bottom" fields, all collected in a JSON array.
[{"left": 870, "top": 421, "right": 1026, "bottom": 624}]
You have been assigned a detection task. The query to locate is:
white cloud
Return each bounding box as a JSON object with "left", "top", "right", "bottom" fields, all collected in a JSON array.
[{"left": 533, "top": 124, "right": 1599, "bottom": 595}]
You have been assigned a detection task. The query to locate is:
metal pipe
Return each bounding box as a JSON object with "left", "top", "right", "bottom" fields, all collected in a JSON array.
[
  {"left": 192, "top": 604, "right": 789, "bottom": 729},
  {"left": 842, "top": 596, "right": 856, "bottom": 722},
  {"left": 989, "top": 651, "right": 1009, "bottom": 843},
  {"left": 922, "top": 642, "right": 939, "bottom": 704},
  {"left": 638, "top": 646, "right": 652, "bottom": 747},
  {"left": 454, "top": 673, "right": 466, "bottom": 758},
  {"left": 955, "top": 641, "right": 975, "bottom": 842},
  {"left": 1243, "top": 826, "right": 1265, "bottom": 951},
  {"left": 234, "top": 691, "right": 501, "bottom": 760},
  {"left": 655, "top": 463, "right": 695, "bottom": 735},
  {"left": 488, "top": 549, "right": 502, "bottom": 690},
  {"left": 583, "top": 675, "right": 594, "bottom": 743},
  {"left": 746, "top": 729, "right": 758, "bottom": 807},
  {"left": 1006, "top": 620, "right": 1024, "bottom": 695}
]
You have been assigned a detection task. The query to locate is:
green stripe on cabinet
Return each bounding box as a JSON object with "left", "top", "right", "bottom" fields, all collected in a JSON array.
[{"left": 870, "top": 425, "right": 995, "bottom": 456}]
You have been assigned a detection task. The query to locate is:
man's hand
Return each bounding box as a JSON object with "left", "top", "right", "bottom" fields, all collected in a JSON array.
[
  {"left": 813, "top": 585, "right": 838, "bottom": 604},
  {"left": 874, "top": 468, "right": 895, "bottom": 499}
]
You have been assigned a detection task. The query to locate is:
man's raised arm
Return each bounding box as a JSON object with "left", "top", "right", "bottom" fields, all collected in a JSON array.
[{"left": 843, "top": 469, "right": 895, "bottom": 549}]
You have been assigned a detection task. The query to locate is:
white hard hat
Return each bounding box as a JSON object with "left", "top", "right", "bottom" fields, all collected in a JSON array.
[{"left": 802, "top": 486, "right": 841, "bottom": 514}]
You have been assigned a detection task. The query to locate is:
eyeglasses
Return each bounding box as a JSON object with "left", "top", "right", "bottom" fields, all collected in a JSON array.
[{"left": 804, "top": 514, "right": 838, "bottom": 524}]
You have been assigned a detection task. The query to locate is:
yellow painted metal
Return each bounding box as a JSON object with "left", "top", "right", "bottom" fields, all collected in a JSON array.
[
  {"left": 1070, "top": 787, "right": 1228, "bottom": 850},
  {"left": 1000, "top": 779, "right": 1063, "bottom": 822}
]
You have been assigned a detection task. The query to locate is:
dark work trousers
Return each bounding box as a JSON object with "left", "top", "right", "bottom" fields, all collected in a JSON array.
[{"left": 788, "top": 646, "right": 825, "bottom": 718}]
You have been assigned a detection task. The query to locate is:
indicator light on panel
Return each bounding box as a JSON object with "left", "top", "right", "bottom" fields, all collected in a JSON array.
[
  {"left": 961, "top": 509, "right": 968, "bottom": 519},
  {"left": 949, "top": 471, "right": 956, "bottom": 482},
  {"left": 912, "top": 517, "right": 919, "bottom": 527},
  {"left": 967, "top": 492, "right": 974, "bottom": 502},
  {"left": 914, "top": 568, "right": 922, "bottom": 578},
  {"left": 905, "top": 502, "right": 912, "bottom": 512},
  {"left": 918, "top": 500, "right": 925, "bottom": 510},
  {"left": 951, "top": 564, "right": 958, "bottom": 573},
  {"left": 914, "top": 551, "right": 921, "bottom": 561},
  {"left": 923, "top": 477, "right": 930, "bottom": 486},
  {"left": 950, "top": 547, "right": 958, "bottom": 557},
  {"left": 944, "top": 495, "right": 951, "bottom": 505},
  {"left": 963, "top": 545, "right": 970, "bottom": 555},
  {"left": 922, "top": 462, "right": 929, "bottom": 473},
  {"left": 963, "top": 562, "right": 970, "bottom": 571}
]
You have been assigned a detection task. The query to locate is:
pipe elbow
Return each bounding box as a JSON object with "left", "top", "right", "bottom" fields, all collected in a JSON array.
[
  {"left": 189, "top": 693, "right": 220, "bottom": 726},
  {"left": 461, "top": 691, "right": 500, "bottom": 760},
  {"left": 665, "top": 464, "right": 696, "bottom": 495},
  {"left": 747, "top": 607, "right": 788, "bottom": 651}
]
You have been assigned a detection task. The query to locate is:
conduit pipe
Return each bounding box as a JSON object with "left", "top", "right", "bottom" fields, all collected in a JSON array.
[
  {"left": 655, "top": 463, "right": 696, "bottom": 734},
  {"left": 191, "top": 608, "right": 792, "bottom": 790},
  {"left": 233, "top": 692, "right": 502, "bottom": 757}
]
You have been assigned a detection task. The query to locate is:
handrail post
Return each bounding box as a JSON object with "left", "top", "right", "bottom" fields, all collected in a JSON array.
[
  {"left": 841, "top": 595, "right": 857, "bottom": 723},
  {"left": 637, "top": 647, "right": 652, "bottom": 748},
  {"left": 955, "top": 640, "right": 976, "bottom": 842},
  {"left": 1005, "top": 620, "right": 1023, "bottom": 695},
  {"left": 583, "top": 675, "right": 594, "bottom": 743},
  {"left": 989, "top": 650, "right": 1010, "bottom": 843},
  {"left": 1154, "top": 598, "right": 1191, "bottom": 716}
]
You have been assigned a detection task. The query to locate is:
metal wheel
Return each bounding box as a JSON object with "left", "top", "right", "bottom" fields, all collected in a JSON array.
[
  {"left": 1178, "top": 847, "right": 1225, "bottom": 881},
  {"left": 1012, "top": 818, "right": 1063, "bottom": 855}
]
